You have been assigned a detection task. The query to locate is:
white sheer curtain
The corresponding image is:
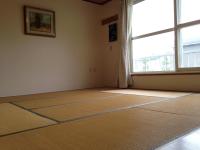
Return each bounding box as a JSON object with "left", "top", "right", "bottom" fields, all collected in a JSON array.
[{"left": 118, "top": 0, "right": 133, "bottom": 88}]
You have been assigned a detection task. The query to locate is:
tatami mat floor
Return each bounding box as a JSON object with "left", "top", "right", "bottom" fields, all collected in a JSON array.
[
  {"left": 13, "top": 90, "right": 121, "bottom": 109},
  {"left": 140, "top": 94, "right": 200, "bottom": 117},
  {"left": 0, "top": 103, "right": 56, "bottom": 136},
  {"left": 156, "top": 128, "right": 200, "bottom": 150},
  {"left": 0, "top": 89, "right": 199, "bottom": 150},
  {"left": 33, "top": 95, "right": 165, "bottom": 122}
]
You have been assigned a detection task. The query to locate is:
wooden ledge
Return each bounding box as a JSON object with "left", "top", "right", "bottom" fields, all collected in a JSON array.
[{"left": 131, "top": 72, "right": 200, "bottom": 76}]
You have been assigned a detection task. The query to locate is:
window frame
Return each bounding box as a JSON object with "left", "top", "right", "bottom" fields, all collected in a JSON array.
[{"left": 131, "top": 0, "right": 200, "bottom": 74}]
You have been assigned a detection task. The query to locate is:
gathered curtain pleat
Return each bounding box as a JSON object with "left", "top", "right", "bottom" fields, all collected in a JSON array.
[{"left": 119, "top": 0, "right": 133, "bottom": 88}]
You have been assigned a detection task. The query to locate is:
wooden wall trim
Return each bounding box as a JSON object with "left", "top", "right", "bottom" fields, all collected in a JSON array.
[
  {"left": 131, "top": 87, "right": 200, "bottom": 93},
  {"left": 131, "top": 72, "right": 200, "bottom": 76},
  {"left": 101, "top": 0, "right": 112, "bottom": 5},
  {"left": 83, "top": 0, "right": 111, "bottom": 5},
  {"left": 102, "top": 14, "right": 119, "bottom": 25}
]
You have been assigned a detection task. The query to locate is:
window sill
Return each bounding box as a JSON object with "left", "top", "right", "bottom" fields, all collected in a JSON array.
[{"left": 131, "top": 71, "right": 200, "bottom": 76}]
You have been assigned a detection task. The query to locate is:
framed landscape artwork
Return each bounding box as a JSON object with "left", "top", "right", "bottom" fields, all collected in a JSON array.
[{"left": 24, "top": 6, "right": 56, "bottom": 37}]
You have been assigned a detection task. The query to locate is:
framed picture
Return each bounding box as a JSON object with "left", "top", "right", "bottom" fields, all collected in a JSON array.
[
  {"left": 109, "top": 23, "right": 117, "bottom": 42},
  {"left": 24, "top": 6, "right": 56, "bottom": 37}
]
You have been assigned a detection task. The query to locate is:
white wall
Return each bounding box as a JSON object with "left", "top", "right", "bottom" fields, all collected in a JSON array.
[
  {"left": 0, "top": 0, "right": 103, "bottom": 97},
  {"left": 99, "top": 0, "right": 122, "bottom": 87},
  {"left": 133, "top": 75, "right": 200, "bottom": 92}
]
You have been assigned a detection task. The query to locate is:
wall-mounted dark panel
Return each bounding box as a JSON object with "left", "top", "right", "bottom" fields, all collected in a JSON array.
[{"left": 109, "top": 23, "right": 118, "bottom": 42}]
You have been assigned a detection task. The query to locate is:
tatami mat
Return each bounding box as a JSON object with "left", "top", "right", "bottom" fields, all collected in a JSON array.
[
  {"left": 33, "top": 95, "right": 166, "bottom": 121},
  {"left": 0, "top": 89, "right": 101, "bottom": 102},
  {"left": 0, "top": 103, "right": 56, "bottom": 136},
  {"left": 103, "top": 89, "right": 191, "bottom": 98},
  {"left": 141, "top": 94, "right": 200, "bottom": 117},
  {"left": 13, "top": 91, "right": 121, "bottom": 109},
  {"left": 4, "top": 89, "right": 189, "bottom": 110},
  {"left": 156, "top": 128, "right": 200, "bottom": 150},
  {"left": 0, "top": 108, "right": 200, "bottom": 150}
]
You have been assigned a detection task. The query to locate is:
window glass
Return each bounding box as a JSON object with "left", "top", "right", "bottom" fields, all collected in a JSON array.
[
  {"left": 132, "top": 32, "right": 175, "bottom": 72},
  {"left": 180, "top": 0, "right": 200, "bottom": 23},
  {"left": 179, "top": 25, "right": 200, "bottom": 68},
  {"left": 131, "top": 0, "right": 200, "bottom": 73},
  {"left": 132, "top": 0, "right": 174, "bottom": 37}
]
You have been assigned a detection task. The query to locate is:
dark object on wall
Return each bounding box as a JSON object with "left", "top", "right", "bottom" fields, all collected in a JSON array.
[
  {"left": 102, "top": 14, "right": 118, "bottom": 25},
  {"left": 83, "top": 0, "right": 111, "bottom": 5},
  {"left": 24, "top": 6, "right": 56, "bottom": 37},
  {"left": 109, "top": 23, "right": 117, "bottom": 42}
]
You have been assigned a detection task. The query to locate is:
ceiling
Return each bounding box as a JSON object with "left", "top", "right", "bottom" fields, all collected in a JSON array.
[{"left": 83, "top": 0, "right": 111, "bottom": 5}]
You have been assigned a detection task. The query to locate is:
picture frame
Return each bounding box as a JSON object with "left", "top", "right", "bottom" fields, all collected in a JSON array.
[
  {"left": 109, "top": 23, "right": 117, "bottom": 42},
  {"left": 24, "top": 6, "right": 56, "bottom": 37}
]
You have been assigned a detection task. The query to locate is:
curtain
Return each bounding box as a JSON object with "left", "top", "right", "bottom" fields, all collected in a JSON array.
[{"left": 118, "top": 0, "right": 133, "bottom": 88}]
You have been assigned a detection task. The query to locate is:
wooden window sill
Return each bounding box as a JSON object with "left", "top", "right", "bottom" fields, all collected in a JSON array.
[{"left": 131, "top": 72, "right": 200, "bottom": 76}]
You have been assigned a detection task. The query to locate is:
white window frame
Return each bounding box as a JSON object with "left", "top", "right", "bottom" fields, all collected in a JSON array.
[{"left": 131, "top": 0, "right": 200, "bottom": 73}]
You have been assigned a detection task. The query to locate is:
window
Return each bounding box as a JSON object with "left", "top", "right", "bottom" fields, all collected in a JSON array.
[
  {"left": 131, "top": 0, "right": 200, "bottom": 73},
  {"left": 133, "top": 32, "right": 175, "bottom": 72},
  {"left": 179, "top": 25, "right": 200, "bottom": 68},
  {"left": 180, "top": 0, "right": 200, "bottom": 23}
]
